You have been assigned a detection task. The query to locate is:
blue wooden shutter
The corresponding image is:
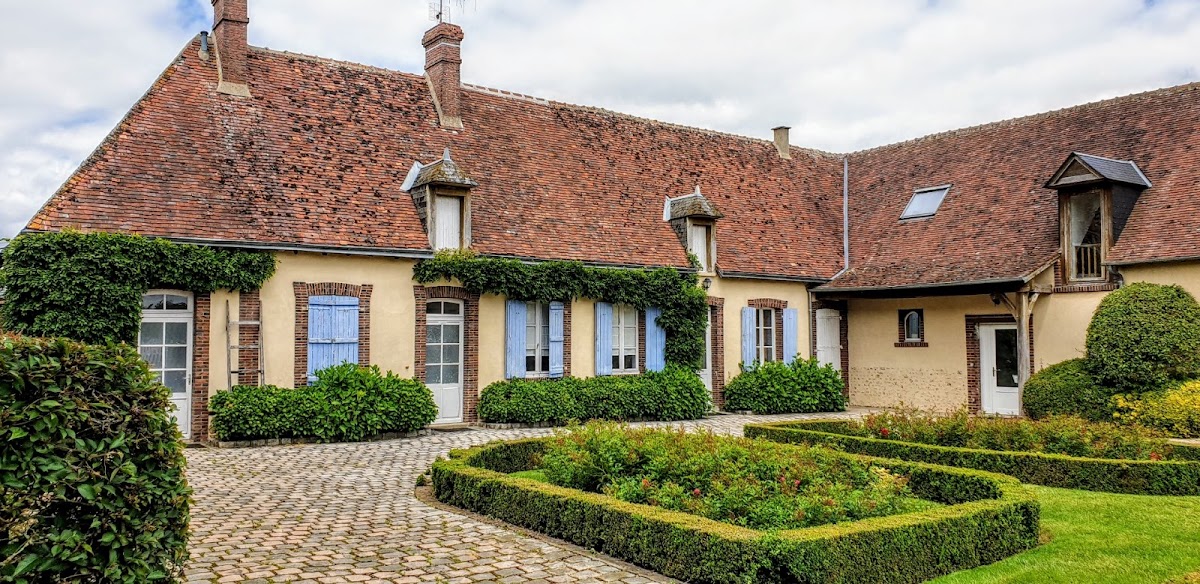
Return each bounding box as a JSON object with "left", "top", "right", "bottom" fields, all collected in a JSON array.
[
  {"left": 549, "top": 301, "right": 565, "bottom": 378},
  {"left": 308, "top": 295, "right": 358, "bottom": 382},
  {"left": 741, "top": 307, "right": 756, "bottom": 368},
  {"left": 783, "top": 308, "right": 799, "bottom": 364},
  {"left": 595, "top": 302, "right": 613, "bottom": 376},
  {"left": 505, "top": 299, "right": 527, "bottom": 379},
  {"left": 645, "top": 307, "right": 666, "bottom": 372}
]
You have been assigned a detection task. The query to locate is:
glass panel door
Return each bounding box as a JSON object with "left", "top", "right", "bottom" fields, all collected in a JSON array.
[
  {"left": 426, "top": 302, "right": 464, "bottom": 424},
  {"left": 139, "top": 318, "right": 192, "bottom": 439}
]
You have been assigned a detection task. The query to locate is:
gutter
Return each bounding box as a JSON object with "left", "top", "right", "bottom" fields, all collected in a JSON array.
[
  {"left": 814, "top": 276, "right": 1027, "bottom": 294},
  {"left": 718, "top": 270, "right": 829, "bottom": 284}
]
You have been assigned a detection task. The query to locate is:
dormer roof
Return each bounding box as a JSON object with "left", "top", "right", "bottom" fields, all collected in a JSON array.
[
  {"left": 1046, "top": 152, "right": 1151, "bottom": 190},
  {"left": 665, "top": 188, "right": 724, "bottom": 221},
  {"left": 412, "top": 148, "right": 478, "bottom": 190}
]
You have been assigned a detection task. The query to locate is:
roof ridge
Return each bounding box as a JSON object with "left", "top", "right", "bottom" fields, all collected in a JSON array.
[
  {"left": 249, "top": 45, "right": 427, "bottom": 81},
  {"left": 847, "top": 80, "right": 1200, "bottom": 156}
]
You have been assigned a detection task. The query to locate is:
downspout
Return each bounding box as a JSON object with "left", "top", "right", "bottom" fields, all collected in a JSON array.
[{"left": 831, "top": 156, "right": 850, "bottom": 279}]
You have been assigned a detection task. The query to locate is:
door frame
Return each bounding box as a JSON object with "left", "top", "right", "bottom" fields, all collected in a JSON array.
[
  {"left": 140, "top": 290, "right": 194, "bottom": 440},
  {"left": 979, "top": 323, "right": 1020, "bottom": 415},
  {"left": 427, "top": 299, "right": 465, "bottom": 424}
]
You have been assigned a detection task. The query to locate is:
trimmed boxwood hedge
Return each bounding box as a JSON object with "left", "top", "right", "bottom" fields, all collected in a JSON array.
[
  {"left": 477, "top": 365, "right": 710, "bottom": 424},
  {"left": 745, "top": 420, "right": 1200, "bottom": 495},
  {"left": 433, "top": 437, "right": 1039, "bottom": 584}
]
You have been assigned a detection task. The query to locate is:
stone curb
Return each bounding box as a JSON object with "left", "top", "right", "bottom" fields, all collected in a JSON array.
[{"left": 215, "top": 428, "right": 432, "bottom": 448}]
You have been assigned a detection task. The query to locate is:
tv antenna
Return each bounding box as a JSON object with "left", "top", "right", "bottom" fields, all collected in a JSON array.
[{"left": 429, "top": 0, "right": 474, "bottom": 24}]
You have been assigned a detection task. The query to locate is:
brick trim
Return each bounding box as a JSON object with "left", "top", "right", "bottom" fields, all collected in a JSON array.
[
  {"left": 811, "top": 299, "right": 850, "bottom": 395},
  {"left": 562, "top": 301, "right": 573, "bottom": 377},
  {"left": 293, "top": 282, "right": 374, "bottom": 387},
  {"left": 414, "top": 285, "right": 481, "bottom": 423},
  {"left": 1052, "top": 282, "right": 1120, "bottom": 293},
  {"left": 747, "top": 298, "right": 788, "bottom": 310},
  {"left": 895, "top": 308, "right": 927, "bottom": 347},
  {"left": 190, "top": 293, "right": 211, "bottom": 442},
  {"left": 637, "top": 310, "right": 647, "bottom": 374},
  {"left": 237, "top": 290, "right": 261, "bottom": 385},
  {"left": 707, "top": 297, "right": 726, "bottom": 410}
]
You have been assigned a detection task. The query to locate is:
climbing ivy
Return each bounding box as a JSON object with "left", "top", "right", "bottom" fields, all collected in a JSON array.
[
  {"left": 414, "top": 250, "right": 708, "bottom": 368},
  {"left": 1, "top": 231, "right": 276, "bottom": 344}
]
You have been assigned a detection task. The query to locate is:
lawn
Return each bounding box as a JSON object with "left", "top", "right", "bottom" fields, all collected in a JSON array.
[{"left": 935, "top": 486, "right": 1200, "bottom": 583}]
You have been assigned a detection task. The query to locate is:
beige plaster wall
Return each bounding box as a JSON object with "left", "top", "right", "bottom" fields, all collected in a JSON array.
[
  {"left": 846, "top": 295, "right": 1005, "bottom": 411},
  {"left": 705, "top": 277, "right": 811, "bottom": 384},
  {"left": 1122, "top": 261, "right": 1200, "bottom": 295},
  {"left": 1031, "top": 292, "right": 1105, "bottom": 369},
  {"left": 572, "top": 299, "right": 597, "bottom": 378},
  {"left": 258, "top": 253, "right": 418, "bottom": 388},
  {"left": 478, "top": 293, "right": 506, "bottom": 389}
]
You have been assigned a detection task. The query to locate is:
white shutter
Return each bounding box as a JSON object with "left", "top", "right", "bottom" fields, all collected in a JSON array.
[
  {"left": 816, "top": 308, "right": 841, "bottom": 371},
  {"left": 689, "top": 224, "right": 708, "bottom": 270},
  {"left": 434, "top": 195, "right": 462, "bottom": 249}
]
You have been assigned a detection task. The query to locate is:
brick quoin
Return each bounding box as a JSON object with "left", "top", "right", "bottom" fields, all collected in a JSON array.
[
  {"left": 810, "top": 299, "right": 850, "bottom": 396},
  {"left": 293, "top": 282, "right": 374, "bottom": 387},
  {"left": 414, "top": 285, "right": 480, "bottom": 423},
  {"left": 191, "top": 293, "right": 211, "bottom": 441},
  {"left": 707, "top": 297, "right": 726, "bottom": 410},
  {"left": 237, "top": 289, "right": 261, "bottom": 385}
]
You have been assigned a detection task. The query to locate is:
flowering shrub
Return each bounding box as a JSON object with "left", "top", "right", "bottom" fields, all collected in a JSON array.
[
  {"left": 851, "top": 408, "right": 1174, "bottom": 460},
  {"left": 1114, "top": 381, "right": 1200, "bottom": 438},
  {"left": 537, "top": 423, "right": 934, "bottom": 530}
]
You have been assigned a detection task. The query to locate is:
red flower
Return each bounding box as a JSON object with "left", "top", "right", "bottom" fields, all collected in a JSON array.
[
  {"left": 793, "top": 479, "right": 801, "bottom": 488},
  {"left": 641, "top": 478, "right": 652, "bottom": 489},
  {"left": 1150, "top": 452, "right": 1163, "bottom": 461},
  {"left": 880, "top": 427, "right": 891, "bottom": 438},
  {"left": 692, "top": 488, "right": 702, "bottom": 497}
]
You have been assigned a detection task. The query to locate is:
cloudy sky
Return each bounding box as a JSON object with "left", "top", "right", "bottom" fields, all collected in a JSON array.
[{"left": 1, "top": 0, "right": 1198, "bottom": 238}]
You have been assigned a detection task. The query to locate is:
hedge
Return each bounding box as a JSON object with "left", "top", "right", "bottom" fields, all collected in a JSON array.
[
  {"left": 209, "top": 363, "right": 437, "bottom": 442},
  {"left": 1023, "top": 358, "right": 1113, "bottom": 421},
  {"left": 723, "top": 357, "right": 846, "bottom": 414},
  {"left": 1086, "top": 282, "right": 1200, "bottom": 394},
  {"left": 0, "top": 336, "right": 190, "bottom": 582},
  {"left": 746, "top": 420, "right": 1200, "bottom": 495},
  {"left": 477, "top": 365, "right": 710, "bottom": 424},
  {"left": 433, "top": 437, "right": 1039, "bottom": 584}
]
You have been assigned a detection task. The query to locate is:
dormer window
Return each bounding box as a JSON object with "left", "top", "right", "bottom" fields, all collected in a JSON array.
[
  {"left": 900, "top": 185, "right": 950, "bottom": 220},
  {"left": 405, "top": 148, "right": 478, "bottom": 252},
  {"left": 688, "top": 221, "right": 714, "bottom": 273},
  {"left": 433, "top": 194, "right": 464, "bottom": 250},
  {"left": 1046, "top": 152, "right": 1152, "bottom": 283},
  {"left": 665, "top": 186, "right": 723, "bottom": 274}
]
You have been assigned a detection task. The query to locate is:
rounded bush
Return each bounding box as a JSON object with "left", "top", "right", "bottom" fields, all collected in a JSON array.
[
  {"left": 1024, "top": 358, "right": 1113, "bottom": 421},
  {"left": 478, "top": 378, "right": 581, "bottom": 424},
  {"left": 1086, "top": 282, "right": 1200, "bottom": 393},
  {"left": 0, "top": 335, "right": 190, "bottom": 582},
  {"left": 724, "top": 357, "right": 846, "bottom": 414}
]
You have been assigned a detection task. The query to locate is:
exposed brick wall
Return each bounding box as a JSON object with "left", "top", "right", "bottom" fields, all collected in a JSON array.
[
  {"left": 191, "top": 293, "right": 211, "bottom": 442},
  {"left": 237, "top": 289, "right": 261, "bottom": 385},
  {"left": 707, "top": 297, "right": 726, "bottom": 410},
  {"left": 562, "top": 302, "right": 573, "bottom": 377},
  {"left": 747, "top": 298, "right": 788, "bottom": 362},
  {"left": 895, "top": 308, "right": 929, "bottom": 347},
  {"left": 414, "top": 285, "right": 481, "bottom": 423},
  {"left": 637, "top": 310, "right": 647, "bottom": 374},
  {"left": 811, "top": 299, "right": 850, "bottom": 395},
  {"left": 293, "top": 282, "right": 374, "bottom": 387}
]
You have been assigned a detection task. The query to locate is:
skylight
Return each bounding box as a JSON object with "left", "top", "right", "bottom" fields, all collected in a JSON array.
[{"left": 901, "top": 185, "right": 950, "bottom": 220}]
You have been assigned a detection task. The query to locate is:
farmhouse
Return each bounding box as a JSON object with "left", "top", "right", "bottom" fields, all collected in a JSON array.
[{"left": 23, "top": 0, "right": 1200, "bottom": 440}]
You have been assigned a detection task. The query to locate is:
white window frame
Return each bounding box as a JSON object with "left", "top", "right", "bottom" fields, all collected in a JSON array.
[
  {"left": 433, "top": 194, "right": 464, "bottom": 250},
  {"left": 904, "top": 311, "right": 923, "bottom": 342},
  {"left": 900, "top": 185, "right": 951, "bottom": 220},
  {"left": 525, "top": 301, "right": 551, "bottom": 377},
  {"left": 611, "top": 303, "right": 639, "bottom": 374},
  {"left": 756, "top": 307, "right": 776, "bottom": 363},
  {"left": 139, "top": 290, "right": 194, "bottom": 439}
]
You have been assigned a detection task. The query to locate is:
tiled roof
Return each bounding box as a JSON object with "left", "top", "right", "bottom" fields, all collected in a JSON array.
[
  {"left": 27, "top": 37, "right": 846, "bottom": 280},
  {"left": 820, "top": 82, "right": 1200, "bottom": 290}
]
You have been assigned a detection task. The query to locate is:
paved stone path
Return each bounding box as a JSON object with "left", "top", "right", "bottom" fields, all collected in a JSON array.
[{"left": 184, "top": 409, "right": 871, "bottom": 583}]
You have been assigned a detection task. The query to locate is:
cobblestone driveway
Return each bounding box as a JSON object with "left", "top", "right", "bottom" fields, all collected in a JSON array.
[{"left": 184, "top": 410, "right": 870, "bottom": 583}]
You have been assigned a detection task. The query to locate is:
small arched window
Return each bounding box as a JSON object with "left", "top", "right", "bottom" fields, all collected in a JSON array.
[{"left": 903, "top": 310, "right": 922, "bottom": 342}]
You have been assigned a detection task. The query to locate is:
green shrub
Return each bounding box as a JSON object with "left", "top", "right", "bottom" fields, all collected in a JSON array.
[
  {"left": 1024, "top": 358, "right": 1114, "bottom": 421},
  {"left": 747, "top": 419, "right": 1200, "bottom": 495},
  {"left": 538, "top": 423, "right": 934, "bottom": 530},
  {"left": 723, "top": 357, "right": 846, "bottom": 414},
  {"left": 1086, "top": 282, "right": 1200, "bottom": 393},
  {"left": 1115, "top": 380, "right": 1200, "bottom": 438},
  {"left": 0, "top": 336, "right": 190, "bottom": 582},
  {"left": 208, "top": 364, "right": 437, "bottom": 442},
  {"left": 434, "top": 435, "right": 1039, "bottom": 584},
  {"left": 477, "top": 365, "right": 709, "bottom": 424}
]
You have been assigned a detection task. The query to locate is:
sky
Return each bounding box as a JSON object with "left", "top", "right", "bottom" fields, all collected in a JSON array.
[{"left": 1, "top": 0, "right": 1198, "bottom": 239}]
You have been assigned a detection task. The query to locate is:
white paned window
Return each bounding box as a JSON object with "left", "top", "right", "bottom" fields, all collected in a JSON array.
[
  {"left": 525, "top": 301, "right": 551, "bottom": 375},
  {"left": 900, "top": 185, "right": 950, "bottom": 219},
  {"left": 689, "top": 223, "right": 712, "bottom": 272},
  {"left": 756, "top": 308, "right": 776, "bottom": 363},
  {"left": 611, "top": 304, "right": 638, "bottom": 373},
  {"left": 434, "top": 194, "right": 463, "bottom": 249}
]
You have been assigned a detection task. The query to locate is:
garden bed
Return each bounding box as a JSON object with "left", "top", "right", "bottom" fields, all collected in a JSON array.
[
  {"left": 745, "top": 417, "right": 1200, "bottom": 496},
  {"left": 432, "top": 426, "right": 1039, "bottom": 584}
]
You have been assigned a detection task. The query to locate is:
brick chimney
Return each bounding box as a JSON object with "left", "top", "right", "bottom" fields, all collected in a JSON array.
[
  {"left": 212, "top": 0, "right": 251, "bottom": 96},
  {"left": 422, "top": 23, "right": 465, "bottom": 129}
]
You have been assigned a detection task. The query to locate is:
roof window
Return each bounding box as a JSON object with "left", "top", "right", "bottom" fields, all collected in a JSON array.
[{"left": 901, "top": 185, "right": 950, "bottom": 220}]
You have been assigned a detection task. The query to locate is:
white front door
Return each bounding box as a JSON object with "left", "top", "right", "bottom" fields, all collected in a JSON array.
[
  {"left": 980, "top": 324, "right": 1021, "bottom": 415},
  {"left": 698, "top": 309, "right": 713, "bottom": 391},
  {"left": 139, "top": 291, "right": 194, "bottom": 440},
  {"left": 426, "top": 300, "right": 464, "bottom": 424},
  {"left": 816, "top": 308, "right": 841, "bottom": 371}
]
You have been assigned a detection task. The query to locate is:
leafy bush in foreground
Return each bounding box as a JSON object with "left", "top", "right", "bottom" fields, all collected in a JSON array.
[
  {"left": 0, "top": 336, "right": 189, "bottom": 582},
  {"left": 723, "top": 357, "right": 845, "bottom": 414},
  {"left": 1024, "top": 358, "right": 1114, "bottom": 421},
  {"left": 1115, "top": 380, "right": 1200, "bottom": 438},
  {"left": 1086, "top": 282, "right": 1200, "bottom": 393}
]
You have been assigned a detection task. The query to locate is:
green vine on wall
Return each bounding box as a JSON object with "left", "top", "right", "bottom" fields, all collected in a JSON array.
[
  {"left": 413, "top": 250, "right": 708, "bottom": 368},
  {"left": 1, "top": 231, "right": 277, "bottom": 344}
]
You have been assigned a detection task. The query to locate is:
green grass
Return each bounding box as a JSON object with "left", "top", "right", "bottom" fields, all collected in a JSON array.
[
  {"left": 935, "top": 486, "right": 1200, "bottom": 583},
  {"left": 509, "top": 469, "right": 550, "bottom": 483}
]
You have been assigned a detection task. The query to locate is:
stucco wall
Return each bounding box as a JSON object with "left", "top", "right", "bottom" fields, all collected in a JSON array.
[
  {"left": 1031, "top": 291, "right": 1105, "bottom": 369},
  {"left": 1122, "top": 261, "right": 1200, "bottom": 295},
  {"left": 258, "top": 253, "right": 418, "bottom": 388},
  {"left": 705, "top": 277, "right": 811, "bottom": 384},
  {"left": 477, "top": 293, "right": 506, "bottom": 389},
  {"left": 846, "top": 295, "right": 1006, "bottom": 411}
]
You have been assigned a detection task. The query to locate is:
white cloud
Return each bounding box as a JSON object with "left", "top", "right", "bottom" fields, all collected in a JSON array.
[{"left": 2, "top": 0, "right": 1199, "bottom": 238}]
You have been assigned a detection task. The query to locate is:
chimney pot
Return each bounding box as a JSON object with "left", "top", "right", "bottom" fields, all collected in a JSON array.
[
  {"left": 772, "top": 126, "right": 791, "bottom": 159},
  {"left": 211, "top": 0, "right": 251, "bottom": 96},
  {"left": 423, "top": 23, "right": 465, "bottom": 129}
]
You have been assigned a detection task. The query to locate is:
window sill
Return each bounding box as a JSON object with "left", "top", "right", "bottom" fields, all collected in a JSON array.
[
  {"left": 609, "top": 370, "right": 640, "bottom": 376},
  {"left": 894, "top": 341, "right": 929, "bottom": 348}
]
